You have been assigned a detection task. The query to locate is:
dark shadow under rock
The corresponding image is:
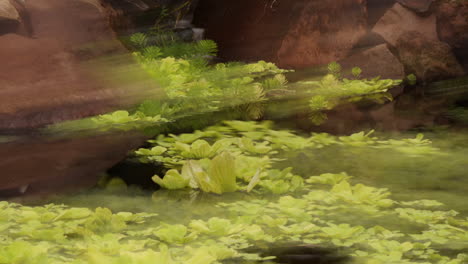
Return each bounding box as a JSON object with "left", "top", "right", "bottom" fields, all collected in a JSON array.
[
  {"left": 353, "top": 31, "right": 387, "bottom": 50},
  {"left": 396, "top": 0, "right": 435, "bottom": 13},
  {"left": 107, "top": 160, "right": 161, "bottom": 190},
  {"left": 367, "top": 0, "right": 396, "bottom": 27}
]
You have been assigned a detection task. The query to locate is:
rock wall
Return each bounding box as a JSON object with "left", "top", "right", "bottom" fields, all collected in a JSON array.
[
  {"left": 0, "top": 0, "right": 159, "bottom": 130},
  {"left": 277, "top": 0, "right": 367, "bottom": 68},
  {"left": 194, "top": 0, "right": 367, "bottom": 69},
  {"left": 0, "top": 0, "right": 169, "bottom": 194},
  {"left": 194, "top": 0, "right": 467, "bottom": 81}
]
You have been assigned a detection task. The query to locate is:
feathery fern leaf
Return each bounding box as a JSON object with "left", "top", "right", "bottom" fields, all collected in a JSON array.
[{"left": 130, "top": 33, "right": 148, "bottom": 48}]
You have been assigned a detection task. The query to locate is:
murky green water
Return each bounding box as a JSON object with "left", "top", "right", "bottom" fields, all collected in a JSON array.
[
  {"left": 2, "top": 62, "right": 468, "bottom": 263},
  {"left": 49, "top": 128, "right": 468, "bottom": 217},
  {"left": 15, "top": 123, "right": 463, "bottom": 264}
]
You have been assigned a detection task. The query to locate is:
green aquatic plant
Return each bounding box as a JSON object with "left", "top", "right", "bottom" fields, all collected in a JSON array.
[
  {"left": 309, "top": 95, "right": 332, "bottom": 111},
  {"left": 45, "top": 39, "right": 292, "bottom": 134},
  {"left": 327, "top": 61, "right": 342, "bottom": 78},
  {"left": 135, "top": 121, "right": 444, "bottom": 179},
  {"left": 173, "top": 139, "right": 234, "bottom": 159},
  {"left": 154, "top": 223, "right": 196, "bottom": 244},
  {"left": 152, "top": 152, "right": 238, "bottom": 194},
  {"left": 352, "top": 67, "right": 363, "bottom": 79},
  {"left": 407, "top": 73, "right": 417, "bottom": 85},
  {"left": 131, "top": 39, "right": 290, "bottom": 121},
  {"left": 92, "top": 110, "right": 166, "bottom": 125},
  {"left": 147, "top": 39, "right": 218, "bottom": 59},
  {"left": 339, "top": 130, "right": 377, "bottom": 147},
  {"left": 130, "top": 49, "right": 290, "bottom": 128},
  {"left": 89, "top": 110, "right": 169, "bottom": 131},
  {"left": 0, "top": 241, "right": 50, "bottom": 264},
  {"left": 299, "top": 65, "right": 402, "bottom": 125},
  {"left": 132, "top": 121, "right": 445, "bottom": 198},
  {"left": 3, "top": 164, "right": 468, "bottom": 264},
  {"left": 260, "top": 74, "right": 288, "bottom": 90},
  {"left": 152, "top": 169, "right": 190, "bottom": 190},
  {"left": 330, "top": 180, "right": 394, "bottom": 208},
  {"left": 141, "top": 46, "right": 163, "bottom": 60},
  {"left": 129, "top": 33, "right": 148, "bottom": 49},
  {"left": 257, "top": 168, "right": 304, "bottom": 194},
  {"left": 150, "top": 151, "right": 302, "bottom": 194},
  {"left": 306, "top": 172, "right": 351, "bottom": 185}
]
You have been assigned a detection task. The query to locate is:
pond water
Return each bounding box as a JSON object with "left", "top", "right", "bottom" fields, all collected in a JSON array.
[
  {"left": 41, "top": 126, "right": 468, "bottom": 217},
  {"left": 1, "top": 63, "right": 468, "bottom": 263},
  {"left": 4, "top": 111, "right": 467, "bottom": 264}
]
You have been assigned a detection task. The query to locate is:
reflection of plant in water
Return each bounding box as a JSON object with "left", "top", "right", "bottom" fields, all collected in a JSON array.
[{"left": 300, "top": 62, "right": 402, "bottom": 125}]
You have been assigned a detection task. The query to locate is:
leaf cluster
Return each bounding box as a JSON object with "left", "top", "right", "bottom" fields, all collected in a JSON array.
[{"left": 300, "top": 62, "right": 402, "bottom": 125}]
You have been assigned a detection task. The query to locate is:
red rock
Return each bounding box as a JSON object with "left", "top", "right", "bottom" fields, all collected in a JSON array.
[
  {"left": 277, "top": 0, "right": 367, "bottom": 69},
  {"left": 0, "top": 0, "right": 156, "bottom": 130},
  {"left": 339, "top": 44, "right": 405, "bottom": 80},
  {"left": 395, "top": 31, "right": 465, "bottom": 82},
  {"left": 436, "top": 0, "right": 468, "bottom": 50},
  {"left": 435, "top": 0, "right": 468, "bottom": 71},
  {"left": 194, "top": 0, "right": 367, "bottom": 69},
  {"left": 0, "top": 131, "right": 146, "bottom": 195},
  {"left": 373, "top": 3, "right": 438, "bottom": 46}
]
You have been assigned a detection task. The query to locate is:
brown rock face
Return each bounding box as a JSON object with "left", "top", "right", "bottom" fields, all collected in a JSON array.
[
  {"left": 339, "top": 44, "right": 405, "bottom": 80},
  {"left": 277, "top": 0, "right": 368, "bottom": 69},
  {"left": 436, "top": 0, "right": 468, "bottom": 70},
  {"left": 194, "top": 0, "right": 367, "bottom": 69},
  {"left": 373, "top": 3, "right": 438, "bottom": 47},
  {"left": 0, "top": 0, "right": 156, "bottom": 130},
  {"left": 0, "top": 131, "right": 146, "bottom": 196},
  {"left": 436, "top": 0, "right": 468, "bottom": 50},
  {"left": 395, "top": 31, "right": 465, "bottom": 82}
]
